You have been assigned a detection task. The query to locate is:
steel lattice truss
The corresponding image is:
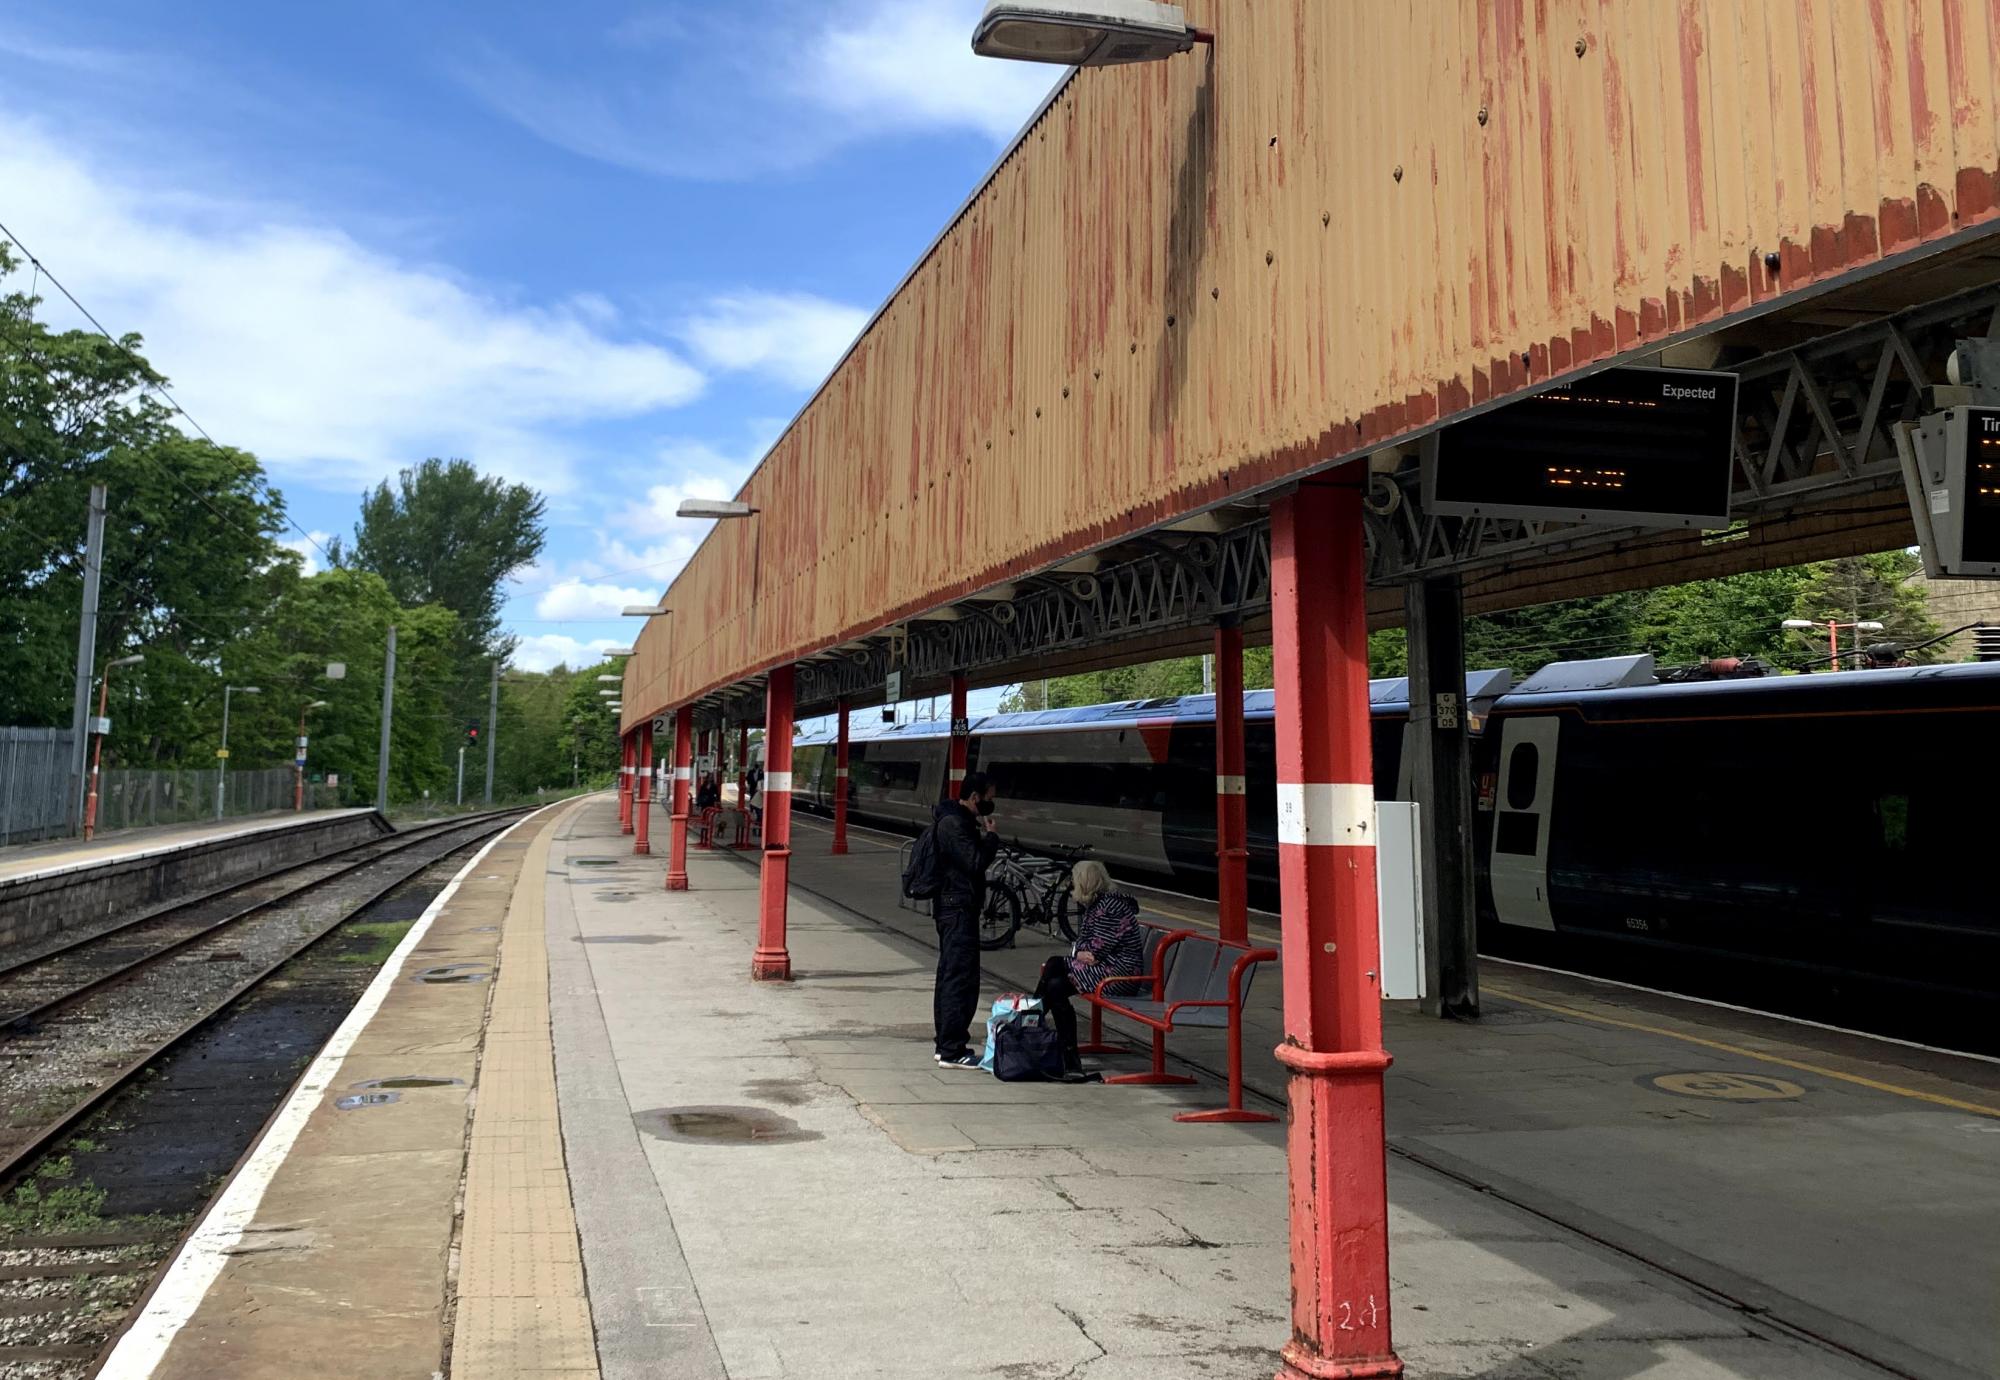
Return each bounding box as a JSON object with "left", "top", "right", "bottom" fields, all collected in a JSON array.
[{"left": 688, "top": 283, "right": 1999, "bottom": 725}]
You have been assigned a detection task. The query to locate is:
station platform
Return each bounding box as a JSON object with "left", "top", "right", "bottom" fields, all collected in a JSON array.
[
  {"left": 99, "top": 795, "right": 1999, "bottom": 1380},
  {"left": 0, "top": 807, "right": 383, "bottom": 884}
]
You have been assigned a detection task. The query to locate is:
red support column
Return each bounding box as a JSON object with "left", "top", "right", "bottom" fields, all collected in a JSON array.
[
  {"left": 831, "top": 697, "right": 851, "bottom": 855},
  {"left": 633, "top": 729, "right": 653, "bottom": 855},
  {"left": 1270, "top": 479, "right": 1402, "bottom": 1380},
  {"left": 619, "top": 733, "right": 634, "bottom": 834},
  {"left": 947, "top": 673, "right": 969, "bottom": 797},
  {"left": 1215, "top": 617, "right": 1249, "bottom": 945},
  {"left": 666, "top": 706, "right": 693, "bottom": 890},
  {"left": 753, "top": 666, "right": 795, "bottom": 981}
]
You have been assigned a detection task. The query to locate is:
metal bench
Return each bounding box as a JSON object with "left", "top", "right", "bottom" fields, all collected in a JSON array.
[{"left": 1078, "top": 923, "right": 1278, "bottom": 1124}]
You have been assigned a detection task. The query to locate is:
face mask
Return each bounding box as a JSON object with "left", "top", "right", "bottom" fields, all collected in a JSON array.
[{"left": 976, "top": 798, "right": 996, "bottom": 817}]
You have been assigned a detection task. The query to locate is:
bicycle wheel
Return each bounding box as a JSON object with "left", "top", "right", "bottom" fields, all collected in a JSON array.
[
  {"left": 1053, "top": 884, "right": 1078, "bottom": 943},
  {"left": 978, "top": 884, "right": 1023, "bottom": 950}
]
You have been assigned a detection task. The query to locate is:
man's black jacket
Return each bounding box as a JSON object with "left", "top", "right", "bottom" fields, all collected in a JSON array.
[{"left": 931, "top": 799, "right": 1000, "bottom": 917}]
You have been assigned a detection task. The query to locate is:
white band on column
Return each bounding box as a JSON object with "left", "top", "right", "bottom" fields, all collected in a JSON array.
[
  {"left": 765, "top": 771, "right": 793, "bottom": 793},
  {"left": 1275, "top": 783, "right": 1375, "bottom": 846},
  {"left": 1215, "top": 775, "right": 1245, "bottom": 795},
  {"left": 834, "top": 767, "right": 849, "bottom": 778},
  {"left": 673, "top": 766, "right": 692, "bottom": 781},
  {"left": 948, "top": 768, "right": 966, "bottom": 781}
]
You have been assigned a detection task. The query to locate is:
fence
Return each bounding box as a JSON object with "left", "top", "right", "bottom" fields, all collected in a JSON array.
[
  {"left": 0, "top": 727, "right": 79, "bottom": 846},
  {"left": 90, "top": 766, "right": 339, "bottom": 835}
]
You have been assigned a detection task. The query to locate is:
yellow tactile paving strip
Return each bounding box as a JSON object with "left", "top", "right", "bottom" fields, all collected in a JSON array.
[{"left": 450, "top": 806, "right": 601, "bottom": 1380}]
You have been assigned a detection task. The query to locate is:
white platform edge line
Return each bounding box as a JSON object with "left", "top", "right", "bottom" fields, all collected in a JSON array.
[
  {"left": 96, "top": 801, "right": 563, "bottom": 1380},
  {"left": 0, "top": 808, "right": 380, "bottom": 887}
]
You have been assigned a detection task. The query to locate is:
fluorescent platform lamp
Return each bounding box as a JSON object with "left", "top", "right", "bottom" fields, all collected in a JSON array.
[
  {"left": 1781, "top": 620, "right": 1815, "bottom": 630},
  {"left": 598, "top": 690, "right": 619, "bottom": 697},
  {"left": 108, "top": 653, "right": 145, "bottom": 669},
  {"left": 622, "top": 604, "right": 671, "bottom": 616},
  {"left": 971, "top": 0, "right": 1203, "bottom": 66},
  {"left": 1856, "top": 620, "right": 1885, "bottom": 632},
  {"left": 606, "top": 647, "right": 636, "bottom": 657},
  {"left": 676, "top": 499, "right": 759, "bottom": 520},
  {"left": 597, "top": 675, "right": 623, "bottom": 683}
]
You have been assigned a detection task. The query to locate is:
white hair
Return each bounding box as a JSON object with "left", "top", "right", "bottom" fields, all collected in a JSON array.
[{"left": 1070, "top": 859, "right": 1112, "bottom": 905}]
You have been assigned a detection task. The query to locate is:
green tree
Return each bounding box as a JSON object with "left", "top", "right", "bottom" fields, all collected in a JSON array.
[
  {"left": 1635, "top": 567, "right": 1813, "bottom": 666},
  {"left": 1, "top": 244, "right": 297, "bottom": 743},
  {"left": 344, "top": 458, "right": 546, "bottom": 660},
  {"left": 559, "top": 659, "right": 625, "bottom": 784},
  {"left": 1785, "top": 552, "right": 1940, "bottom": 665}
]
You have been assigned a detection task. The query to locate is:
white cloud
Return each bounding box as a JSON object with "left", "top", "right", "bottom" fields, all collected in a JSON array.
[
  {"left": 0, "top": 121, "right": 707, "bottom": 494},
  {"left": 512, "top": 633, "right": 623, "bottom": 673},
  {"left": 534, "top": 578, "right": 661, "bottom": 622},
  {"left": 281, "top": 530, "right": 334, "bottom": 577},
  {"left": 454, "top": 0, "right": 1059, "bottom": 181},
  {"left": 680, "top": 293, "right": 870, "bottom": 391},
  {"left": 796, "top": 0, "right": 1059, "bottom": 142}
]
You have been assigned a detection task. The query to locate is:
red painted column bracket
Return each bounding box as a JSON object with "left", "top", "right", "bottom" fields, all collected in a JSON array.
[
  {"left": 1215, "top": 616, "right": 1249, "bottom": 945},
  {"left": 618, "top": 733, "right": 634, "bottom": 834},
  {"left": 831, "top": 697, "right": 851, "bottom": 855},
  {"left": 947, "top": 672, "right": 969, "bottom": 797},
  {"left": 632, "top": 727, "right": 653, "bottom": 855},
  {"left": 666, "top": 706, "right": 692, "bottom": 890},
  {"left": 753, "top": 665, "right": 795, "bottom": 981},
  {"left": 734, "top": 723, "right": 752, "bottom": 850},
  {"left": 1271, "top": 480, "right": 1403, "bottom": 1380}
]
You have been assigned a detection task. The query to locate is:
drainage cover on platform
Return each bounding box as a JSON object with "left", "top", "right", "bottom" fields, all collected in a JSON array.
[
  {"left": 351, "top": 1075, "right": 465, "bottom": 1091},
  {"left": 410, "top": 963, "right": 491, "bottom": 985},
  {"left": 633, "top": 1106, "right": 821, "bottom": 1146},
  {"left": 335, "top": 1091, "right": 402, "bottom": 1111},
  {"left": 571, "top": 857, "right": 625, "bottom": 868}
]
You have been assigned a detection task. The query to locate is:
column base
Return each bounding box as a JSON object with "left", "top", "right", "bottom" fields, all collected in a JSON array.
[
  {"left": 751, "top": 949, "right": 792, "bottom": 982},
  {"left": 621, "top": 823, "right": 635, "bottom": 836},
  {"left": 1175, "top": 1108, "right": 1277, "bottom": 1124},
  {"left": 831, "top": 842, "right": 849, "bottom": 856},
  {"left": 1277, "top": 1341, "right": 1403, "bottom": 1379},
  {"left": 634, "top": 842, "right": 651, "bottom": 856},
  {"left": 665, "top": 872, "right": 688, "bottom": 891}
]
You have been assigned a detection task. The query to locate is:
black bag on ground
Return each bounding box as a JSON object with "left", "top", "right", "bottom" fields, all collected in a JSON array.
[
  {"left": 902, "top": 826, "right": 941, "bottom": 900},
  {"left": 993, "top": 1008, "right": 1067, "bottom": 1082}
]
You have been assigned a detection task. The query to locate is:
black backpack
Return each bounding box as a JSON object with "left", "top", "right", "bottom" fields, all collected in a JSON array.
[
  {"left": 993, "top": 1007, "right": 1066, "bottom": 1082},
  {"left": 902, "top": 826, "right": 941, "bottom": 900}
]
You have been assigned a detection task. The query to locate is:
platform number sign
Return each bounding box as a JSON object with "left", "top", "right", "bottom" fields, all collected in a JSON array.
[{"left": 1424, "top": 366, "right": 1739, "bottom": 529}]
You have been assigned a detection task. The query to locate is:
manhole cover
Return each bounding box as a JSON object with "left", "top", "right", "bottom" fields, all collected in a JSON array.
[
  {"left": 633, "top": 1106, "right": 821, "bottom": 1146},
  {"left": 335, "top": 1092, "right": 402, "bottom": 1111},
  {"left": 1646, "top": 1071, "right": 1805, "bottom": 1102},
  {"left": 351, "top": 1075, "right": 465, "bottom": 1091},
  {"left": 410, "top": 963, "right": 491, "bottom": 985}
]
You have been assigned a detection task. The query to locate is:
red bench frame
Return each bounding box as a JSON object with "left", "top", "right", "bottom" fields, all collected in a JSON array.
[{"left": 1078, "top": 927, "right": 1278, "bottom": 1124}]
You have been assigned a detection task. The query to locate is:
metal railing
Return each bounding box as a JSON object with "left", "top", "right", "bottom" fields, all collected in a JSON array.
[
  {"left": 88, "top": 767, "right": 338, "bottom": 835},
  {"left": 0, "top": 727, "right": 79, "bottom": 846}
]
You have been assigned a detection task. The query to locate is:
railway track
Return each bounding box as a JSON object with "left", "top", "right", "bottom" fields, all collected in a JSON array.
[{"left": 0, "top": 809, "right": 528, "bottom": 1191}]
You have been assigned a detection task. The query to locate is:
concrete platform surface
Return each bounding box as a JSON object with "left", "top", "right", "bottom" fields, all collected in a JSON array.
[
  {"left": 0, "top": 806, "right": 382, "bottom": 883},
  {"left": 100, "top": 794, "right": 1996, "bottom": 1380}
]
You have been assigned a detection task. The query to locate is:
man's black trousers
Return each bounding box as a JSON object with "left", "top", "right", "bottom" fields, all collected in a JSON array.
[{"left": 932, "top": 904, "right": 981, "bottom": 1058}]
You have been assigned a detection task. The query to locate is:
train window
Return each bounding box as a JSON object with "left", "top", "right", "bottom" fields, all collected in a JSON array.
[
  {"left": 1494, "top": 811, "right": 1539, "bottom": 856},
  {"left": 1505, "top": 743, "right": 1540, "bottom": 810},
  {"left": 856, "top": 758, "right": 921, "bottom": 794}
]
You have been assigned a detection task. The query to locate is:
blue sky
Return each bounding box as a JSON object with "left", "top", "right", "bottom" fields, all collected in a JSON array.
[{"left": 0, "top": 0, "right": 1056, "bottom": 702}]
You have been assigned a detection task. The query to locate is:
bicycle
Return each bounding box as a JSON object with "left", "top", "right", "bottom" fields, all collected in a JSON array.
[{"left": 979, "top": 840, "right": 1092, "bottom": 951}]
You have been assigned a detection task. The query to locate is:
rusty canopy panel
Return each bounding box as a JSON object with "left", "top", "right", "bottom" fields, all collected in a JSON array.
[{"left": 625, "top": 0, "right": 2000, "bottom": 727}]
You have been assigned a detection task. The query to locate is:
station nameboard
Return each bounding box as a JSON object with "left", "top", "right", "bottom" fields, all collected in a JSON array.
[{"left": 1423, "top": 366, "right": 1739, "bottom": 529}]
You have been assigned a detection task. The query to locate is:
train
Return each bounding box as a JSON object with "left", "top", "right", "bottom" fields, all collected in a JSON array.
[{"left": 792, "top": 656, "right": 2000, "bottom": 1046}]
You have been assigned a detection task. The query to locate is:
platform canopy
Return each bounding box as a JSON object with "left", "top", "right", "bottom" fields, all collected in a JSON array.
[{"left": 624, "top": 0, "right": 2000, "bottom": 729}]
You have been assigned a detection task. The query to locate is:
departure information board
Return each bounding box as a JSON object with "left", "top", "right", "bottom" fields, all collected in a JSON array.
[
  {"left": 1962, "top": 408, "right": 2000, "bottom": 569},
  {"left": 1424, "top": 366, "right": 1739, "bottom": 528}
]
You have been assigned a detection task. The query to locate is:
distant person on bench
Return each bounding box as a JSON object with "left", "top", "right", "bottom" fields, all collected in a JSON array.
[{"left": 1034, "top": 860, "right": 1144, "bottom": 1074}]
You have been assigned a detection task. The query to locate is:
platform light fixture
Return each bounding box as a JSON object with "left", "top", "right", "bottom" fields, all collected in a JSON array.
[
  {"left": 971, "top": 0, "right": 1207, "bottom": 67},
  {"left": 598, "top": 690, "right": 620, "bottom": 697},
  {"left": 606, "top": 647, "right": 635, "bottom": 657},
  {"left": 676, "top": 499, "right": 759, "bottom": 520},
  {"left": 597, "top": 675, "right": 623, "bottom": 683},
  {"left": 622, "top": 604, "right": 671, "bottom": 616}
]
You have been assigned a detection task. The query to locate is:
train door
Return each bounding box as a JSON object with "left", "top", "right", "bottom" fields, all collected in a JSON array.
[{"left": 1488, "top": 716, "right": 1559, "bottom": 930}]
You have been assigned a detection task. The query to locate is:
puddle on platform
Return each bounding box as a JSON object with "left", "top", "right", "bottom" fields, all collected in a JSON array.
[
  {"left": 570, "top": 857, "right": 626, "bottom": 868},
  {"left": 743, "top": 1079, "right": 811, "bottom": 1107},
  {"left": 634, "top": 1105, "right": 821, "bottom": 1146},
  {"left": 410, "top": 963, "right": 491, "bottom": 985},
  {"left": 352, "top": 1075, "right": 465, "bottom": 1091},
  {"left": 335, "top": 1091, "right": 402, "bottom": 1111}
]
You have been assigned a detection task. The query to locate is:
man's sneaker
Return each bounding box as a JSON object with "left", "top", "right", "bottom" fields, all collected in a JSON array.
[{"left": 935, "top": 1052, "right": 982, "bottom": 1071}]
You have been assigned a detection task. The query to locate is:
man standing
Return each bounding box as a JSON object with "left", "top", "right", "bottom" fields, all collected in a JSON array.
[{"left": 931, "top": 771, "right": 999, "bottom": 1069}]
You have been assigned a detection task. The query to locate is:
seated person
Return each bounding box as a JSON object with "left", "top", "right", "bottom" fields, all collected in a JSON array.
[{"left": 1034, "top": 860, "right": 1146, "bottom": 1072}]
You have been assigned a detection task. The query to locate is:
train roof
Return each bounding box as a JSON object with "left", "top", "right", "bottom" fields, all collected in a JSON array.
[{"left": 792, "top": 658, "right": 2000, "bottom": 746}]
